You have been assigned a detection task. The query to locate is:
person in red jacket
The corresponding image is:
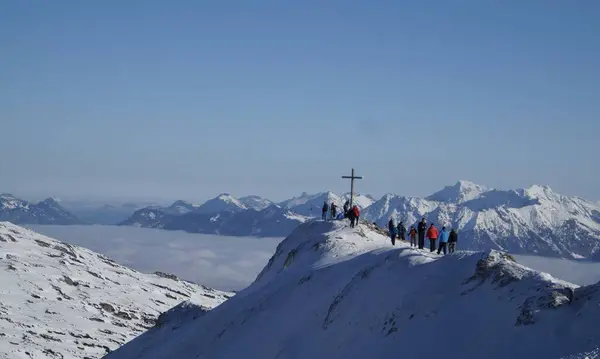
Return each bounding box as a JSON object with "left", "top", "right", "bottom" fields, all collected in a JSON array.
[
  {"left": 349, "top": 205, "right": 360, "bottom": 227},
  {"left": 426, "top": 223, "right": 439, "bottom": 252}
]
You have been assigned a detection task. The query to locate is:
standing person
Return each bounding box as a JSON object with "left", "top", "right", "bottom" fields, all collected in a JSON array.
[
  {"left": 417, "top": 218, "right": 427, "bottom": 249},
  {"left": 388, "top": 218, "right": 398, "bottom": 245},
  {"left": 322, "top": 201, "right": 329, "bottom": 221},
  {"left": 397, "top": 221, "right": 406, "bottom": 242},
  {"left": 330, "top": 202, "right": 337, "bottom": 220},
  {"left": 448, "top": 228, "right": 458, "bottom": 253},
  {"left": 348, "top": 207, "right": 356, "bottom": 227},
  {"left": 343, "top": 200, "right": 350, "bottom": 215},
  {"left": 409, "top": 226, "right": 417, "bottom": 247},
  {"left": 352, "top": 205, "right": 360, "bottom": 225},
  {"left": 437, "top": 226, "right": 450, "bottom": 255},
  {"left": 426, "top": 223, "right": 439, "bottom": 252}
]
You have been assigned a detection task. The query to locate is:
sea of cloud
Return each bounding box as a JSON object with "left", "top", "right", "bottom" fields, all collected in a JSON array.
[{"left": 25, "top": 224, "right": 283, "bottom": 292}]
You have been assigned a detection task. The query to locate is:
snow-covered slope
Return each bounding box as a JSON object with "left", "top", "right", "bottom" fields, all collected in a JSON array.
[
  {"left": 0, "top": 194, "right": 81, "bottom": 225},
  {"left": 0, "top": 222, "right": 232, "bottom": 359},
  {"left": 364, "top": 182, "right": 600, "bottom": 259},
  {"left": 426, "top": 179, "right": 489, "bottom": 203},
  {"left": 106, "top": 220, "right": 600, "bottom": 359},
  {"left": 238, "top": 195, "right": 273, "bottom": 211},
  {"left": 194, "top": 193, "right": 247, "bottom": 214},
  {"left": 162, "top": 200, "right": 200, "bottom": 215}
]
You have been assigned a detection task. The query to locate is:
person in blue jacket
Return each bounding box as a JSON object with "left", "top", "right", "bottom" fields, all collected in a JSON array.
[{"left": 437, "top": 226, "right": 450, "bottom": 255}]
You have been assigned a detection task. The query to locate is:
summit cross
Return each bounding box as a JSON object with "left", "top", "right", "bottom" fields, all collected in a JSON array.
[{"left": 341, "top": 168, "right": 363, "bottom": 208}]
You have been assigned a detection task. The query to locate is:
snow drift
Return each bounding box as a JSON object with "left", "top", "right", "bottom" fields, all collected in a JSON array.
[
  {"left": 0, "top": 222, "right": 232, "bottom": 359},
  {"left": 106, "top": 220, "right": 600, "bottom": 359}
]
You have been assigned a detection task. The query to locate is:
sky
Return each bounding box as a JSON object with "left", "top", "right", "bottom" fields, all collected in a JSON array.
[{"left": 2, "top": 1, "right": 599, "bottom": 203}]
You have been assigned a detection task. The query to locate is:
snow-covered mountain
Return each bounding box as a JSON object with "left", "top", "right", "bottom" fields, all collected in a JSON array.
[
  {"left": 105, "top": 220, "right": 600, "bottom": 359},
  {"left": 162, "top": 200, "right": 201, "bottom": 215},
  {"left": 278, "top": 191, "right": 373, "bottom": 217},
  {"left": 426, "top": 179, "right": 489, "bottom": 203},
  {"left": 120, "top": 204, "right": 309, "bottom": 237},
  {"left": 363, "top": 181, "right": 600, "bottom": 259},
  {"left": 238, "top": 195, "right": 273, "bottom": 211},
  {"left": 0, "top": 222, "right": 232, "bottom": 359},
  {"left": 0, "top": 194, "right": 81, "bottom": 225},
  {"left": 194, "top": 193, "right": 247, "bottom": 214}
]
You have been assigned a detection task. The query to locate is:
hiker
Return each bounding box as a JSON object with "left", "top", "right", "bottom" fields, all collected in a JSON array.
[
  {"left": 448, "top": 229, "right": 458, "bottom": 253},
  {"left": 347, "top": 207, "right": 356, "bottom": 227},
  {"left": 397, "top": 221, "right": 406, "bottom": 242},
  {"left": 417, "top": 218, "right": 427, "bottom": 249},
  {"left": 343, "top": 200, "right": 350, "bottom": 215},
  {"left": 351, "top": 205, "right": 360, "bottom": 227},
  {"left": 322, "top": 201, "right": 329, "bottom": 221},
  {"left": 426, "top": 223, "right": 439, "bottom": 252},
  {"left": 330, "top": 202, "right": 337, "bottom": 219},
  {"left": 388, "top": 218, "right": 398, "bottom": 245},
  {"left": 409, "top": 226, "right": 417, "bottom": 247},
  {"left": 437, "top": 226, "right": 450, "bottom": 255}
]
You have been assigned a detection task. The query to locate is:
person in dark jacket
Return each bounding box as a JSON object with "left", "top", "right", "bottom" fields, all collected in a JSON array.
[
  {"left": 348, "top": 207, "right": 356, "bottom": 227},
  {"left": 397, "top": 221, "right": 406, "bottom": 242},
  {"left": 417, "top": 218, "right": 427, "bottom": 249},
  {"left": 388, "top": 218, "right": 398, "bottom": 245},
  {"left": 322, "top": 201, "right": 329, "bottom": 221},
  {"left": 448, "top": 229, "right": 458, "bottom": 253},
  {"left": 343, "top": 200, "right": 350, "bottom": 215},
  {"left": 330, "top": 203, "right": 337, "bottom": 220}
]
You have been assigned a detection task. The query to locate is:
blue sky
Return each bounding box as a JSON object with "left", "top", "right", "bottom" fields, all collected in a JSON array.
[{"left": 1, "top": 1, "right": 599, "bottom": 202}]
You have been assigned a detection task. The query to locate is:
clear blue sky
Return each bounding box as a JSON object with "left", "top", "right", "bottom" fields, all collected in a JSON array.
[{"left": 1, "top": 1, "right": 599, "bottom": 203}]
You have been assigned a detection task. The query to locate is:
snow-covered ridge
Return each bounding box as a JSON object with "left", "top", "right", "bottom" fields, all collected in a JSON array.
[
  {"left": 0, "top": 222, "right": 232, "bottom": 359},
  {"left": 106, "top": 221, "right": 600, "bottom": 359}
]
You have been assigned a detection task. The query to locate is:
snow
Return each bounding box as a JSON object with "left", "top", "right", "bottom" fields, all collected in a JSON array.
[
  {"left": 238, "top": 195, "right": 273, "bottom": 211},
  {"left": 105, "top": 220, "right": 600, "bottom": 359},
  {"left": 364, "top": 182, "right": 600, "bottom": 259},
  {"left": 278, "top": 191, "right": 372, "bottom": 217},
  {"left": 426, "top": 179, "right": 489, "bottom": 203},
  {"left": 0, "top": 222, "right": 232, "bottom": 359}
]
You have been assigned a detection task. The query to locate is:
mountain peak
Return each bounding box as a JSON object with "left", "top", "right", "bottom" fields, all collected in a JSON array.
[
  {"left": 427, "top": 180, "right": 489, "bottom": 204},
  {"left": 106, "top": 221, "right": 600, "bottom": 359}
]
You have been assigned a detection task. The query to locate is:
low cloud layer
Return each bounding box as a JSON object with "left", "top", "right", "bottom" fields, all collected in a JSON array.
[
  {"left": 25, "top": 224, "right": 283, "bottom": 292},
  {"left": 513, "top": 254, "right": 600, "bottom": 286}
]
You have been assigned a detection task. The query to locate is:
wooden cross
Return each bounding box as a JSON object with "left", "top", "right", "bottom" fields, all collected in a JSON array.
[{"left": 341, "top": 168, "right": 363, "bottom": 208}]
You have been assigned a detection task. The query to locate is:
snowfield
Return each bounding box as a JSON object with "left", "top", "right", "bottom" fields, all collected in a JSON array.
[
  {"left": 0, "top": 222, "right": 232, "bottom": 359},
  {"left": 106, "top": 220, "right": 600, "bottom": 359}
]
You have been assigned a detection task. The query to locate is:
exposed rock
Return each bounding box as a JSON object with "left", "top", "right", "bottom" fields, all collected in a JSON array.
[
  {"left": 100, "top": 303, "right": 116, "bottom": 313},
  {"left": 154, "top": 271, "right": 179, "bottom": 281}
]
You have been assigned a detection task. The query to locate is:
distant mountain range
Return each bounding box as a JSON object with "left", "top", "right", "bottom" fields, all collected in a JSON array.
[
  {"left": 362, "top": 180, "right": 600, "bottom": 259},
  {"left": 4, "top": 181, "right": 600, "bottom": 258},
  {"left": 0, "top": 194, "right": 81, "bottom": 225}
]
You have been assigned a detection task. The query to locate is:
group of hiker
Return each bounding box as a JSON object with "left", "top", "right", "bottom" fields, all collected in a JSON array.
[
  {"left": 320, "top": 201, "right": 458, "bottom": 255},
  {"left": 322, "top": 200, "right": 361, "bottom": 228},
  {"left": 388, "top": 217, "right": 458, "bottom": 255}
]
